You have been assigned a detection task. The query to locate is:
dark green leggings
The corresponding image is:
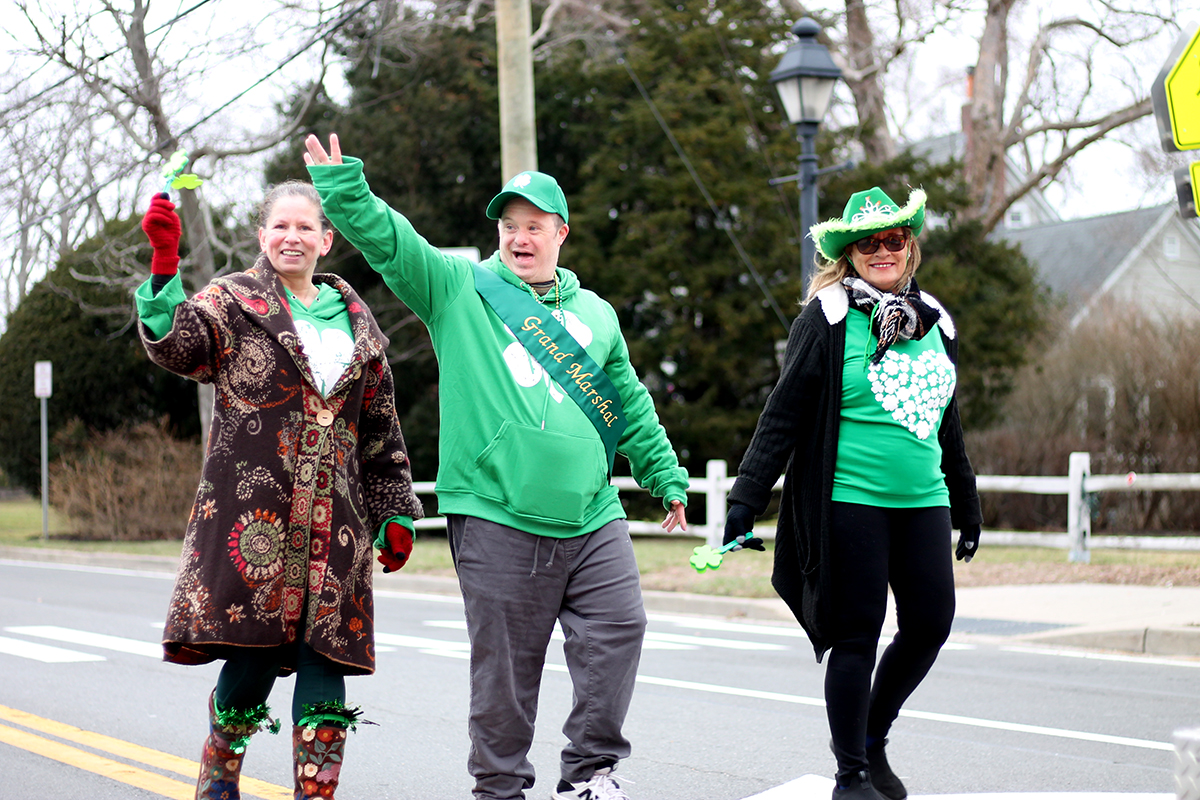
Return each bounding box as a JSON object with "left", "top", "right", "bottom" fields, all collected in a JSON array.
[{"left": 214, "top": 640, "right": 346, "bottom": 726}]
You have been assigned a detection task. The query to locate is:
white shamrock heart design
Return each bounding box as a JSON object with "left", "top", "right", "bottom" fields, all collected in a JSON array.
[
  {"left": 295, "top": 320, "right": 354, "bottom": 396},
  {"left": 867, "top": 350, "right": 956, "bottom": 440},
  {"left": 513, "top": 173, "right": 532, "bottom": 188}
]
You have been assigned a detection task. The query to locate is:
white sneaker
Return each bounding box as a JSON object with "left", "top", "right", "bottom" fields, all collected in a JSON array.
[{"left": 551, "top": 766, "right": 631, "bottom": 800}]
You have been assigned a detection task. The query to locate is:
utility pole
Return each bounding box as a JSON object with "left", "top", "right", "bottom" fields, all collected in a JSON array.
[{"left": 495, "top": 0, "right": 538, "bottom": 179}]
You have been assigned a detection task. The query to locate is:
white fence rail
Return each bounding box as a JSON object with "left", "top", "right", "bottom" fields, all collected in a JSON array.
[{"left": 409, "top": 452, "right": 1200, "bottom": 562}]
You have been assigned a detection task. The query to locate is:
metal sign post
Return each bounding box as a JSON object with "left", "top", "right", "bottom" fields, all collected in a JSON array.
[{"left": 34, "top": 361, "right": 52, "bottom": 541}]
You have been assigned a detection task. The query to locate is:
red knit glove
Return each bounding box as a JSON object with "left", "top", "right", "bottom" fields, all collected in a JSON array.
[
  {"left": 141, "top": 192, "right": 181, "bottom": 276},
  {"left": 377, "top": 521, "right": 414, "bottom": 573}
]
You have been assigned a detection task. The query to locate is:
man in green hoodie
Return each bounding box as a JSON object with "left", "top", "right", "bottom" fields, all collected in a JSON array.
[{"left": 305, "top": 134, "right": 688, "bottom": 800}]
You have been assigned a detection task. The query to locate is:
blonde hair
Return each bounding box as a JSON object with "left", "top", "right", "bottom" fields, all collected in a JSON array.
[{"left": 804, "top": 229, "right": 922, "bottom": 302}]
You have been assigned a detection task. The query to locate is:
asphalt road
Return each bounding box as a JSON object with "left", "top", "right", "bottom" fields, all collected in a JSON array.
[{"left": 0, "top": 558, "right": 1195, "bottom": 799}]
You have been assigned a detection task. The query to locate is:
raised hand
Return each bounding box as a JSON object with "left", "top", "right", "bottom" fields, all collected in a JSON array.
[
  {"left": 304, "top": 133, "right": 343, "bottom": 167},
  {"left": 141, "top": 193, "right": 182, "bottom": 277}
]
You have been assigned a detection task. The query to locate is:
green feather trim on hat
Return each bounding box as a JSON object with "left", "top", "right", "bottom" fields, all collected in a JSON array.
[{"left": 809, "top": 187, "right": 927, "bottom": 261}]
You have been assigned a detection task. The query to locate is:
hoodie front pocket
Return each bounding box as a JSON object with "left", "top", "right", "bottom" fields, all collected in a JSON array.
[{"left": 474, "top": 421, "right": 607, "bottom": 525}]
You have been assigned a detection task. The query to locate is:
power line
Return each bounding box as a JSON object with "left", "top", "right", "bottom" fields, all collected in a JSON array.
[
  {"left": 618, "top": 57, "right": 792, "bottom": 333},
  {"left": 9, "top": 0, "right": 377, "bottom": 241}
]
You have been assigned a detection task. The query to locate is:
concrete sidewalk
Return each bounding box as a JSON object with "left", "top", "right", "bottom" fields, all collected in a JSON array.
[{"left": 3, "top": 545, "right": 1198, "bottom": 657}]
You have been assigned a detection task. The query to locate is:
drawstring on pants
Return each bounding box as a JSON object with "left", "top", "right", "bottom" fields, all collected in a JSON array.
[{"left": 529, "top": 537, "right": 560, "bottom": 577}]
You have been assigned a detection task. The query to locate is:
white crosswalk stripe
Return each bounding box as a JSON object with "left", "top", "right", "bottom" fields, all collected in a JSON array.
[
  {"left": 0, "top": 634, "right": 105, "bottom": 663},
  {"left": 5, "top": 626, "right": 162, "bottom": 658}
]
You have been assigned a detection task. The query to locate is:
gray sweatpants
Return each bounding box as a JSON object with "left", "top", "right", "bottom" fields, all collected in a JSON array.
[{"left": 447, "top": 514, "right": 647, "bottom": 800}]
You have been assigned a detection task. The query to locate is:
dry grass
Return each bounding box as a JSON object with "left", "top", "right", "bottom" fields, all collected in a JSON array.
[{"left": 952, "top": 545, "right": 1200, "bottom": 587}]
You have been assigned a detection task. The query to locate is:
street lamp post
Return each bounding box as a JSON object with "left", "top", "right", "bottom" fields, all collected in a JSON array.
[{"left": 769, "top": 18, "right": 842, "bottom": 290}]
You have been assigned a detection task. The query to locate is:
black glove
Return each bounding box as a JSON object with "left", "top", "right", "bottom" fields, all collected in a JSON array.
[
  {"left": 722, "top": 503, "right": 765, "bottom": 552},
  {"left": 956, "top": 524, "right": 980, "bottom": 562}
]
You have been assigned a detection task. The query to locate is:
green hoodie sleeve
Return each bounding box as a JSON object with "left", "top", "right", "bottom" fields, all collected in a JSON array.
[
  {"left": 602, "top": 303, "right": 690, "bottom": 509},
  {"left": 134, "top": 272, "right": 187, "bottom": 340},
  {"left": 307, "top": 157, "right": 471, "bottom": 323}
]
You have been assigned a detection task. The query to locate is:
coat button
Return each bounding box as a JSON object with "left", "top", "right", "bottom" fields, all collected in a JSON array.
[{"left": 316, "top": 409, "right": 334, "bottom": 427}]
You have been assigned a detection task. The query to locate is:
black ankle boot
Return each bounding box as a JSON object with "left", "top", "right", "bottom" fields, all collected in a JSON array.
[
  {"left": 833, "top": 769, "right": 887, "bottom": 800},
  {"left": 866, "top": 739, "right": 907, "bottom": 800}
]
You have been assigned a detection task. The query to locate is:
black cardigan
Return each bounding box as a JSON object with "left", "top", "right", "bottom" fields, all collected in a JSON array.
[{"left": 728, "top": 284, "right": 982, "bottom": 661}]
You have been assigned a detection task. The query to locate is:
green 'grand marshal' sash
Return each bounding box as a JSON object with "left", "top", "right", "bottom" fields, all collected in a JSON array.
[{"left": 473, "top": 264, "right": 627, "bottom": 476}]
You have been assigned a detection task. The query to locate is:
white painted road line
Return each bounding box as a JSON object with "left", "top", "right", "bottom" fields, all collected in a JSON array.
[
  {"left": 421, "top": 619, "right": 697, "bottom": 651},
  {"left": 421, "top": 619, "right": 786, "bottom": 651},
  {"left": 375, "top": 632, "right": 472, "bottom": 655},
  {"left": 626, "top": 675, "right": 1172, "bottom": 752},
  {"left": 5, "top": 626, "right": 162, "bottom": 659},
  {"left": 0, "top": 635, "right": 105, "bottom": 663},
  {"left": 647, "top": 613, "right": 810, "bottom": 638},
  {"left": 743, "top": 774, "right": 1173, "bottom": 800},
  {"left": 645, "top": 632, "right": 788, "bottom": 650}
]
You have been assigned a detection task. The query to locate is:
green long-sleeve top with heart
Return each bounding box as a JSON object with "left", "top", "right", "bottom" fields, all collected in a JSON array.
[
  {"left": 136, "top": 272, "right": 412, "bottom": 550},
  {"left": 833, "top": 306, "right": 954, "bottom": 508},
  {"left": 727, "top": 283, "right": 980, "bottom": 660}
]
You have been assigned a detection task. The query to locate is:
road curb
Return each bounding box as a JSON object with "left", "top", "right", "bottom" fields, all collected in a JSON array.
[
  {"left": 1019, "top": 625, "right": 1200, "bottom": 657},
  {"left": 0, "top": 545, "right": 179, "bottom": 573}
]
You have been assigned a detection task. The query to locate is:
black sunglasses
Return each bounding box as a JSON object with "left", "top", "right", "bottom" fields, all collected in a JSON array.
[{"left": 853, "top": 234, "right": 909, "bottom": 255}]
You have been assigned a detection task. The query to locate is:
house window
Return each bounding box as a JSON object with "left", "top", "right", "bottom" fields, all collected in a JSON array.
[
  {"left": 1007, "top": 207, "right": 1027, "bottom": 229},
  {"left": 1163, "top": 234, "right": 1180, "bottom": 260}
]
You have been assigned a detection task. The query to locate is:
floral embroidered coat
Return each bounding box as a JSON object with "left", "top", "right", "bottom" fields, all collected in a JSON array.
[{"left": 140, "top": 259, "right": 423, "bottom": 675}]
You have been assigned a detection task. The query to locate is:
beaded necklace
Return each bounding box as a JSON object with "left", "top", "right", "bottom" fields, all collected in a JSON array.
[{"left": 529, "top": 275, "right": 561, "bottom": 313}]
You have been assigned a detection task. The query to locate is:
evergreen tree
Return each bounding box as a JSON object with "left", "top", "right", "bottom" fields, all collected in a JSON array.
[{"left": 562, "top": 0, "right": 806, "bottom": 473}]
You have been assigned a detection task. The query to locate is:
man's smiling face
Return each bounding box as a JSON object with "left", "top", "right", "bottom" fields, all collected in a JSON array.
[{"left": 497, "top": 198, "right": 568, "bottom": 285}]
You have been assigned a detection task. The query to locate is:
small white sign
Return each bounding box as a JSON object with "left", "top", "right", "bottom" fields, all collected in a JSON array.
[
  {"left": 438, "top": 246, "right": 482, "bottom": 262},
  {"left": 34, "top": 361, "right": 52, "bottom": 398}
]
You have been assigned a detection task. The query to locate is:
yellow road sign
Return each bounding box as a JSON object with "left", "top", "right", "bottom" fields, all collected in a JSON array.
[{"left": 1165, "top": 25, "right": 1200, "bottom": 150}]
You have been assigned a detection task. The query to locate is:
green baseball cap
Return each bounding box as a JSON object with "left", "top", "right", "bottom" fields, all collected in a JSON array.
[{"left": 486, "top": 171, "right": 569, "bottom": 224}]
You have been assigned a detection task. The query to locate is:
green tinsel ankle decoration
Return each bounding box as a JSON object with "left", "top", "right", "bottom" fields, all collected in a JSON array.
[
  {"left": 213, "top": 700, "right": 282, "bottom": 753},
  {"left": 297, "top": 701, "right": 376, "bottom": 732}
]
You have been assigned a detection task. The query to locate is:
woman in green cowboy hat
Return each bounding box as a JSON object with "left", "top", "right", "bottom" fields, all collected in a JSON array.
[{"left": 722, "top": 187, "right": 982, "bottom": 800}]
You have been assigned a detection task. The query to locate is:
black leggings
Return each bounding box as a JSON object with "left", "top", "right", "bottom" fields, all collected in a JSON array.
[
  {"left": 824, "top": 502, "right": 955, "bottom": 778},
  {"left": 214, "top": 640, "right": 347, "bottom": 726}
]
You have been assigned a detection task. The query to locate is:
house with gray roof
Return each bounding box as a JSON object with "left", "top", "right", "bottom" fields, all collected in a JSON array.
[{"left": 993, "top": 205, "right": 1200, "bottom": 328}]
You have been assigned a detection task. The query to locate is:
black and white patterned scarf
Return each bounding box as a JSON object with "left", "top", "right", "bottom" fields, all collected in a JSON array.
[{"left": 842, "top": 276, "right": 942, "bottom": 365}]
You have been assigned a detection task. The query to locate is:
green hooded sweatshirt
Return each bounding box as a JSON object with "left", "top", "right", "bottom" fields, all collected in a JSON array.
[{"left": 309, "top": 158, "right": 688, "bottom": 538}]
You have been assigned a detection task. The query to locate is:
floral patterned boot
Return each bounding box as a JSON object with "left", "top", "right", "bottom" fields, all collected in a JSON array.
[
  {"left": 196, "top": 691, "right": 278, "bottom": 800},
  {"left": 293, "top": 703, "right": 365, "bottom": 799}
]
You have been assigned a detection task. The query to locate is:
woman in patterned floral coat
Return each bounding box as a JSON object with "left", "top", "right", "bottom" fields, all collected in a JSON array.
[
  {"left": 722, "top": 188, "right": 981, "bottom": 800},
  {"left": 136, "top": 181, "right": 423, "bottom": 800}
]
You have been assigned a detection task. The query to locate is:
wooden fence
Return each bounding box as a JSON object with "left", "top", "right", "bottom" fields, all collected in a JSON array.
[{"left": 410, "top": 452, "right": 1200, "bottom": 562}]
